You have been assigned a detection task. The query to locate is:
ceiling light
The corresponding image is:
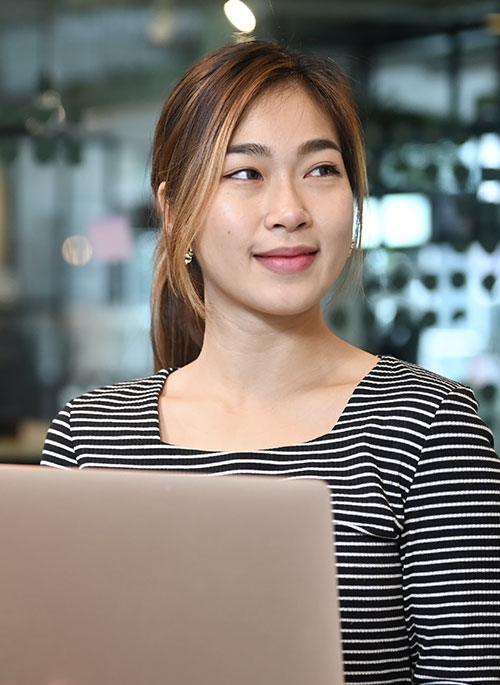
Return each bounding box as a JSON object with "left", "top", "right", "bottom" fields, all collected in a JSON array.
[{"left": 223, "top": 0, "right": 256, "bottom": 33}]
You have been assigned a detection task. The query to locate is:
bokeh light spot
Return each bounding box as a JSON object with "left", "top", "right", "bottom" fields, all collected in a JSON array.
[{"left": 61, "top": 236, "right": 93, "bottom": 266}]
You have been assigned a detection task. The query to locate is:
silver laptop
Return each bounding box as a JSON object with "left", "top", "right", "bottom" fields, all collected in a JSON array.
[{"left": 0, "top": 465, "right": 344, "bottom": 684}]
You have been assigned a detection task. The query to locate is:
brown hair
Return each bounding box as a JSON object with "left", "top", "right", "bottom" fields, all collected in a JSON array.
[{"left": 150, "top": 39, "right": 367, "bottom": 370}]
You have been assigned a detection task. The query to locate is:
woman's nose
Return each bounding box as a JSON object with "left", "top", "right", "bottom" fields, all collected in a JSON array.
[{"left": 263, "top": 179, "right": 311, "bottom": 232}]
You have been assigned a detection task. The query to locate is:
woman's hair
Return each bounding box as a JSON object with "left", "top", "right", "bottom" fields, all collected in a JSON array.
[{"left": 150, "top": 39, "right": 367, "bottom": 370}]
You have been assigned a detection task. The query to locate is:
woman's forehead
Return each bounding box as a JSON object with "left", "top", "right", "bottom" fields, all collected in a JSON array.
[{"left": 229, "top": 85, "right": 339, "bottom": 146}]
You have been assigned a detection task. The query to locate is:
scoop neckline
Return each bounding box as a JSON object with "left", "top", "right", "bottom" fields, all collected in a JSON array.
[{"left": 154, "top": 354, "right": 389, "bottom": 454}]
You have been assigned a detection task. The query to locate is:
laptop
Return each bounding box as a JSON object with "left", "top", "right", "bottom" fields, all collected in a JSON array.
[{"left": 0, "top": 465, "right": 344, "bottom": 685}]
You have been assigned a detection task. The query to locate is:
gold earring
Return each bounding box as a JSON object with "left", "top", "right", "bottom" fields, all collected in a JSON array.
[
  {"left": 348, "top": 240, "right": 356, "bottom": 257},
  {"left": 184, "top": 246, "right": 194, "bottom": 265}
]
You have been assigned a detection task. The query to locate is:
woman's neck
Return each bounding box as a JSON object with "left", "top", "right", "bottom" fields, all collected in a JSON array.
[{"left": 186, "top": 305, "right": 357, "bottom": 408}]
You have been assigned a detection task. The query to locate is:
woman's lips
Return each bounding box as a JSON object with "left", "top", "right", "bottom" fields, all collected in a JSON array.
[{"left": 253, "top": 248, "right": 318, "bottom": 273}]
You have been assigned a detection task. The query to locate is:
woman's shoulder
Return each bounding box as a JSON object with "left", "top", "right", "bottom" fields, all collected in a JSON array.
[
  {"left": 353, "top": 355, "right": 482, "bottom": 430},
  {"left": 42, "top": 370, "right": 176, "bottom": 468},
  {"left": 65, "top": 369, "right": 174, "bottom": 410},
  {"left": 369, "top": 355, "right": 475, "bottom": 402},
  {"left": 351, "top": 356, "right": 491, "bottom": 453}
]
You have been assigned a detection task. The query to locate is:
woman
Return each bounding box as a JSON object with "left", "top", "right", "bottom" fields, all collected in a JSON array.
[{"left": 42, "top": 40, "right": 500, "bottom": 683}]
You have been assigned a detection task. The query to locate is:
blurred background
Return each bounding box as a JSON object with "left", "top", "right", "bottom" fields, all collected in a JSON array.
[{"left": 1, "top": 0, "right": 500, "bottom": 462}]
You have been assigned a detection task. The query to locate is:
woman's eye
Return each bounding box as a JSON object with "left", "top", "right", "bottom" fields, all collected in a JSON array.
[
  {"left": 307, "top": 164, "right": 341, "bottom": 177},
  {"left": 226, "top": 168, "right": 262, "bottom": 180}
]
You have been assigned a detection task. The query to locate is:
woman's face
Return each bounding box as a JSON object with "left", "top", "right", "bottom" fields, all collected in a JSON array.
[{"left": 194, "top": 85, "right": 354, "bottom": 321}]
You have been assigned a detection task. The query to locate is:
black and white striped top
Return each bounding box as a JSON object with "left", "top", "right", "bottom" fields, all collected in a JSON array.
[{"left": 42, "top": 355, "right": 500, "bottom": 684}]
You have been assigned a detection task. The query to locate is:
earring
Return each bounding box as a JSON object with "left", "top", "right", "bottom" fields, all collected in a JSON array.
[
  {"left": 348, "top": 240, "right": 356, "bottom": 257},
  {"left": 184, "top": 246, "right": 194, "bottom": 265}
]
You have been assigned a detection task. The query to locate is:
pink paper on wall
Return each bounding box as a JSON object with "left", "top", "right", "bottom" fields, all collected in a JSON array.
[{"left": 88, "top": 214, "right": 133, "bottom": 263}]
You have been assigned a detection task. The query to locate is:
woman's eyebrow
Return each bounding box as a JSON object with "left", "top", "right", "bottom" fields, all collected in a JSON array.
[
  {"left": 298, "top": 138, "right": 341, "bottom": 155},
  {"left": 226, "top": 142, "right": 272, "bottom": 156},
  {"left": 226, "top": 138, "right": 341, "bottom": 157}
]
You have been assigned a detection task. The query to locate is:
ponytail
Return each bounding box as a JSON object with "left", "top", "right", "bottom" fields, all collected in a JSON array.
[{"left": 150, "top": 241, "right": 204, "bottom": 370}]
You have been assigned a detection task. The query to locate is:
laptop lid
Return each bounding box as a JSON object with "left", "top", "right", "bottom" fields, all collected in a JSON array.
[{"left": 0, "top": 465, "right": 344, "bottom": 685}]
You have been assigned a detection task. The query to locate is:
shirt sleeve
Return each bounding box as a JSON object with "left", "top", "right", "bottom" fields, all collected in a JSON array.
[
  {"left": 401, "top": 385, "right": 500, "bottom": 683},
  {"left": 40, "top": 401, "right": 78, "bottom": 468}
]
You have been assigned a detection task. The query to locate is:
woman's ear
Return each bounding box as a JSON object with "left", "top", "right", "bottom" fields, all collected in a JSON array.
[{"left": 156, "top": 182, "right": 169, "bottom": 228}]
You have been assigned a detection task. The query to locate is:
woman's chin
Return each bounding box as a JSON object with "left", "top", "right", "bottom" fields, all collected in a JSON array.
[{"left": 245, "top": 297, "right": 326, "bottom": 321}]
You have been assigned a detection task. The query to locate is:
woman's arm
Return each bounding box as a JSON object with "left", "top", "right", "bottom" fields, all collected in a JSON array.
[{"left": 401, "top": 386, "right": 500, "bottom": 683}]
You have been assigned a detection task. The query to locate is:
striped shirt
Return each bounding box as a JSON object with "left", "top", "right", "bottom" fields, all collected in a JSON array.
[{"left": 41, "top": 355, "right": 500, "bottom": 684}]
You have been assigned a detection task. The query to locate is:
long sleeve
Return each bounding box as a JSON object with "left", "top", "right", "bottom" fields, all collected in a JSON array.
[
  {"left": 41, "top": 401, "right": 78, "bottom": 468},
  {"left": 401, "top": 386, "right": 500, "bottom": 683}
]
